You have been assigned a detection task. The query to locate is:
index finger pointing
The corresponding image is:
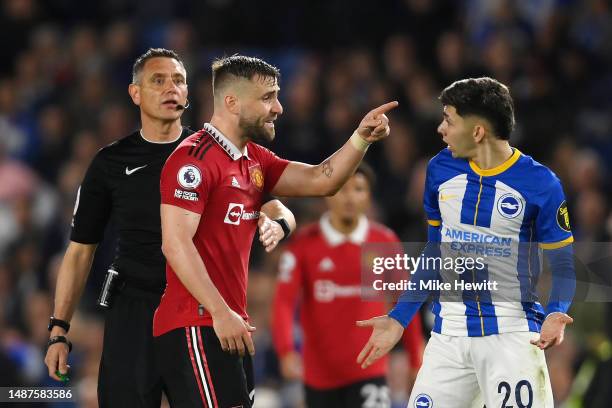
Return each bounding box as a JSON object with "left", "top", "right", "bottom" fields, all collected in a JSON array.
[{"left": 371, "top": 101, "right": 399, "bottom": 117}]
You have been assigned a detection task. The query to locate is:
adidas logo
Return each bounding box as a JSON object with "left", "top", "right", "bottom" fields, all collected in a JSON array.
[
  {"left": 231, "top": 176, "right": 241, "bottom": 188},
  {"left": 319, "top": 257, "right": 335, "bottom": 272}
]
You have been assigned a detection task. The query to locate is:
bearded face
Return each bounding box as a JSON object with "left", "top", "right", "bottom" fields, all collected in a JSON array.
[
  {"left": 238, "top": 112, "right": 276, "bottom": 144},
  {"left": 236, "top": 75, "right": 282, "bottom": 144}
]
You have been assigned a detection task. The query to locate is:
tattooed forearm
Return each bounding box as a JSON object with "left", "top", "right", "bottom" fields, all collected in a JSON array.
[{"left": 321, "top": 159, "right": 333, "bottom": 178}]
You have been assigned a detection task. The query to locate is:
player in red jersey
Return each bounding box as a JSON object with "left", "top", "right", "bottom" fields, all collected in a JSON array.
[
  {"left": 154, "top": 55, "right": 398, "bottom": 408},
  {"left": 43, "top": 49, "right": 294, "bottom": 408},
  {"left": 272, "top": 163, "right": 424, "bottom": 408}
]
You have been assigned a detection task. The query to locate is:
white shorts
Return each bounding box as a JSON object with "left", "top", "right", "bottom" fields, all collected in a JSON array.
[{"left": 407, "top": 332, "right": 553, "bottom": 408}]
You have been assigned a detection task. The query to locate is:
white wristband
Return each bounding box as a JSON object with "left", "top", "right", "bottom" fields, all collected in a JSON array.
[{"left": 350, "top": 131, "right": 371, "bottom": 152}]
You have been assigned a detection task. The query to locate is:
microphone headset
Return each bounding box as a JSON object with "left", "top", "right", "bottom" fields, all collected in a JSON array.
[{"left": 176, "top": 99, "right": 190, "bottom": 110}]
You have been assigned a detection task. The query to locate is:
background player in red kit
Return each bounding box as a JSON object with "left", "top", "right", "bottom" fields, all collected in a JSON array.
[
  {"left": 272, "top": 163, "right": 423, "bottom": 408},
  {"left": 154, "top": 55, "right": 398, "bottom": 408}
]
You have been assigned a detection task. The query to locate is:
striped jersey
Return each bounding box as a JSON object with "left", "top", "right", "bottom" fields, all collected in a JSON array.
[{"left": 424, "top": 148, "right": 573, "bottom": 337}]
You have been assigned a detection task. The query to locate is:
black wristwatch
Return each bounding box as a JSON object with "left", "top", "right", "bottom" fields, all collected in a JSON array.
[
  {"left": 273, "top": 218, "right": 291, "bottom": 239},
  {"left": 48, "top": 317, "right": 70, "bottom": 333},
  {"left": 47, "top": 336, "right": 73, "bottom": 353}
]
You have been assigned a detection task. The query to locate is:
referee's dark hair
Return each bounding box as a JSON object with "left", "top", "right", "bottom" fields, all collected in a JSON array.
[
  {"left": 211, "top": 55, "right": 280, "bottom": 96},
  {"left": 354, "top": 162, "right": 376, "bottom": 190},
  {"left": 132, "top": 48, "right": 185, "bottom": 84},
  {"left": 439, "top": 77, "right": 515, "bottom": 140}
]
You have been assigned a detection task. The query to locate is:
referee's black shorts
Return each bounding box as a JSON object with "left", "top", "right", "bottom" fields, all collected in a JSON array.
[
  {"left": 154, "top": 326, "right": 255, "bottom": 408},
  {"left": 98, "top": 286, "right": 163, "bottom": 408}
]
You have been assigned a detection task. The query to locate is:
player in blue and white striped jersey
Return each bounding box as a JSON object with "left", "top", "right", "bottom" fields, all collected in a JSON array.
[{"left": 357, "top": 77, "right": 575, "bottom": 408}]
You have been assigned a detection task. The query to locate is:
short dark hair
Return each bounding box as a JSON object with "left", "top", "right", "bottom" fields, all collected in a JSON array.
[
  {"left": 211, "top": 55, "right": 280, "bottom": 94},
  {"left": 354, "top": 161, "right": 376, "bottom": 189},
  {"left": 439, "top": 77, "right": 515, "bottom": 140},
  {"left": 132, "top": 48, "right": 184, "bottom": 84}
]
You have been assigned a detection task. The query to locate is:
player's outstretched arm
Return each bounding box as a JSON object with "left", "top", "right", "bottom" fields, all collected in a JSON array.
[
  {"left": 44, "top": 241, "right": 97, "bottom": 381},
  {"left": 161, "top": 204, "right": 256, "bottom": 356},
  {"left": 258, "top": 199, "right": 296, "bottom": 252},
  {"left": 530, "top": 312, "right": 573, "bottom": 350},
  {"left": 531, "top": 244, "right": 575, "bottom": 350},
  {"left": 356, "top": 315, "right": 405, "bottom": 369},
  {"left": 271, "top": 101, "right": 398, "bottom": 197}
]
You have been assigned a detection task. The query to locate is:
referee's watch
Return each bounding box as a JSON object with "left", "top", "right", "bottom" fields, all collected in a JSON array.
[
  {"left": 47, "top": 335, "right": 73, "bottom": 353},
  {"left": 48, "top": 317, "right": 70, "bottom": 333},
  {"left": 273, "top": 218, "right": 291, "bottom": 239}
]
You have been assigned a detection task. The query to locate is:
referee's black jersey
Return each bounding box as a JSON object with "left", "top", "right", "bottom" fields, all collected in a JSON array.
[{"left": 71, "top": 127, "right": 194, "bottom": 291}]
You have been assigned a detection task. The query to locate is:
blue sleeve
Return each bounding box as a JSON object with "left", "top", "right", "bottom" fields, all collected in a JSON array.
[
  {"left": 388, "top": 240, "right": 440, "bottom": 327},
  {"left": 424, "top": 160, "right": 441, "bottom": 227},
  {"left": 428, "top": 225, "right": 441, "bottom": 242},
  {"left": 544, "top": 244, "right": 575, "bottom": 315},
  {"left": 388, "top": 301, "right": 422, "bottom": 328},
  {"left": 535, "top": 174, "right": 573, "bottom": 248},
  {"left": 389, "top": 161, "right": 444, "bottom": 328}
]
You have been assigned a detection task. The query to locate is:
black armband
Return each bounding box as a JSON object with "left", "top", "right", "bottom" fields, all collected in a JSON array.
[
  {"left": 47, "top": 336, "right": 73, "bottom": 353},
  {"left": 48, "top": 317, "right": 70, "bottom": 333},
  {"left": 273, "top": 218, "right": 291, "bottom": 239}
]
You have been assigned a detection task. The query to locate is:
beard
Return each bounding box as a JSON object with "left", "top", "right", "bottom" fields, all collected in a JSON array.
[{"left": 239, "top": 115, "right": 275, "bottom": 144}]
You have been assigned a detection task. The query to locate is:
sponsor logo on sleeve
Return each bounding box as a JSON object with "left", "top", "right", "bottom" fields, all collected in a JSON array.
[
  {"left": 177, "top": 164, "right": 202, "bottom": 189},
  {"left": 557, "top": 200, "right": 571, "bottom": 232},
  {"left": 174, "top": 189, "right": 199, "bottom": 201},
  {"left": 496, "top": 193, "right": 524, "bottom": 219}
]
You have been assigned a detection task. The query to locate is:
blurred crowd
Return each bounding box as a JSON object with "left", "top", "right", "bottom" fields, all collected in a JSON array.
[{"left": 0, "top": 0, "right": 611, "bottom": 406}]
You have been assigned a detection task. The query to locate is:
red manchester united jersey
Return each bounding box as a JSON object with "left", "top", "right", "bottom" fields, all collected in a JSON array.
[
  {"left": 272, "top": 214, "right": 424, "bottom": 389},
  {"left": 154, "top": 123, "right": 289, "bottom": 337}
]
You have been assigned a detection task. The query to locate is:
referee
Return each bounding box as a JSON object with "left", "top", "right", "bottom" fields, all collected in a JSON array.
[{"left": 43, "top": 48, "right": 295, "bottom": 407}]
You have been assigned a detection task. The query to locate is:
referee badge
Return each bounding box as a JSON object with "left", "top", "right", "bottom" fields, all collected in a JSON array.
[{"left": 177, "top": 164, "right": 202, "bottom": 190}]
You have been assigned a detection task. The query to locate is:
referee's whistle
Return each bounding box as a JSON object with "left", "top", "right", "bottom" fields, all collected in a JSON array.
[{"left": 97, "top": 267, "right": 119, "bottom": 308}]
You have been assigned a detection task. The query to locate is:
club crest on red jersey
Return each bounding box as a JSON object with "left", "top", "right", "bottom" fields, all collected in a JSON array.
[{"left": 249, "top": 164, "right": 264, "bottom": 191}]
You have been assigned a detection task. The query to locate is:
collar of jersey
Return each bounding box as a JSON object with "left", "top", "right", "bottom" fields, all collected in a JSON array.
[
  {"left": 469, "top": 148, "right": 521, "bottom": 177},
  {"left": 202, "top": 123, "right": 250, "bottom": 161},
  {"left": 319, "top": 212, "right": 369, "bottom": 246},
  {"left": 139, "top": 128, "right": 183, "bottom": 144}
]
